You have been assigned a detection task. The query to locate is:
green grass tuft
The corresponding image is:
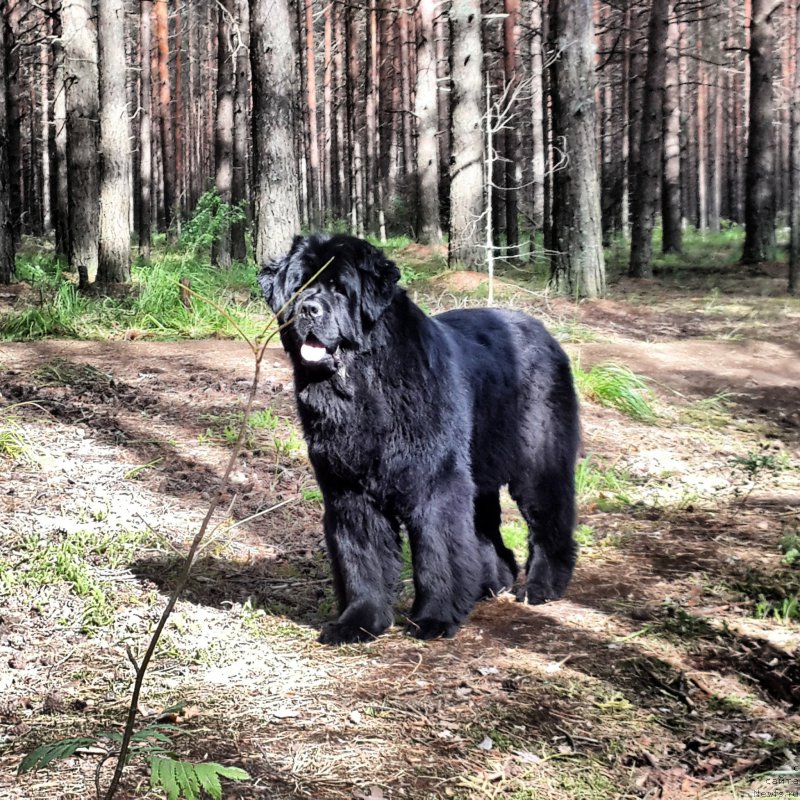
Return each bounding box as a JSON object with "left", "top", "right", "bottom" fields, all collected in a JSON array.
[{"left": 573, "top": 362, "right": 658, "bottom": 422}]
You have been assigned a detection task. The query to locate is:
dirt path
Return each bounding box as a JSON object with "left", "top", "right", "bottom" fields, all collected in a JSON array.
[{"left": 1, "top": 328, "right": 799, "bottom": 800}]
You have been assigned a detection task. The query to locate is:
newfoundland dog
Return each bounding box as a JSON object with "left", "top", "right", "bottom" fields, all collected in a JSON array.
[{"left": 258, "top": 234, "right": 580, "bottom": 644}]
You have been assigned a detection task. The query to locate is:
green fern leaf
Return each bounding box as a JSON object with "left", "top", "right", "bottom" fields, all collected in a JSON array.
[
  {"left": 193, "top": 763, "right": 223, "bottom": 800},
  {"left": 151, "top": 756, "right": 181, "bottom": 800},
  {"left": 18, "top": 737, "right": 96, "bottom": 773},
  {"left": 213, "top": 764, "right": 250, "bottom": 782},
  {"left": 175, "top": 760, "right": 200, "bottom": 800}
]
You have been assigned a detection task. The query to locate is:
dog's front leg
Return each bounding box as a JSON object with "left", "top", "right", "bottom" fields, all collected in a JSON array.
[
  {"left": 404, "top": 469, "right": 484, "bottom": 640},
  {"left": 318, "top": 488, "right": 400, "bottom": 645}
]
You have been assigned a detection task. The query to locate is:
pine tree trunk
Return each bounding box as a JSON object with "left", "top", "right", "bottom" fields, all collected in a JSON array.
[
  {"left": 346, "top": 9, "right": 364, "bottom": 236},
  {"left": 52, "top": 27, "right": 70, "bottom": 261},
  {"left": 333, "top": 3, "right": 347, "bottom": 221},
  {"left": 212, "top": 0, "right": 235, "bottom": 269},
  {"left": 231, "top": 0, "right": 250, "bottom": 261},
  {"left": 742, "top": 0, "right": 779, "bottom": 264},
  {"left": 97, "top": 0, "right": 131, "bottom": 283},
  {"left": 173, "top": 3, "right": 184, "bottom": 230},
  {"left": 303, "top": 0, "right": 321, "bottom": 226},
  {"left": 40, "top": 42, "right": 51, "bottom": 233},
  {"left": 155, "top": 0, "right": 176, "bottom": 238},
  {"left": 530, "top": 0, "right": 545, "bottom": 233},
  {"left": 139, "top": 0, "right": 153, "bottom": 260},
  {"left": 5, "top": 2, "right": 21, "bottom": 246},
  {"left": 63, "top": 0, "right": 99, "bottom": 284},
  {"left": 547, "top": 0, "right": 605, "bottom": 297},
  {"left": 503, "top": 0, "right": 521, "bottom": 258},
  {"left": 0, "top": 13, "right": 15, "bottom": 284},
  {"left": 629, "top": 0, "right": 668, "bottom": 279},
  {"left": 789, "top": 0, "right": 800, "bottom": 294},
  {"left": 448, "top": 0, "right": 484, "bottom": 268},
  {"left": 661, "top": 6, "right": 682, "bottom": 254},
  {"left": 415, "top": 0, "right": 441, "bottom": 244},
  {"left": 250, "top": 0, "right": 300, "bottom": 263},
  {"left": 322, "top": 3, "right": 333, "bottom": 212}
]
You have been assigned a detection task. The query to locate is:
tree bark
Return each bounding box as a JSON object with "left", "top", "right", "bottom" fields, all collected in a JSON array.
[
  {"left": 547, "top": 0, "right": 605, "bottom": 297},
  {"left": 742, "top": 0, "right": 779, "bottom": 264},
  {"left": 139, "top": 0, "right": 153, "bottom": 260},
  {"left": 212, "top": 0, "right": 235, "bottom": 268},
  {"left": 415, "top": 0, "right": 441, "bottom": 244},
  {"left": 661, "top": 5, "right": 682, "bottom": 254},
  {"left": 303, "top": 0, "right": 321, "bottom": 226},
  {"left": 789, "top": 0, "right": 799, "bottom": 294},
  {"left": 629, "top": 0, "right": 668, "bottom": 279},
  {"left": 0, "top": 12, "right": 15, "bottom": 284},
  {"left": 97, "top": 0, "right": 131, "bottom": 283},
  {"left": 250, "top": 0, "right": 300, "bottom": 263},
  {"left": 448, "top": 0, "right": 484, "bottom": 268},
  {"left": 155, "top": 0, "right": 176, "bottom": 238},
  {"left": 503, "top": 0, "right": 521, "bottom": 257},
  {"left": 63, "top": 0, "right": 99, "bottom": 284},
  {"left": 231, "top": 0, "right": 250, "bottom": 261},
  {"left": 530, "top": 0, "right": 545, "bottom": 233}
]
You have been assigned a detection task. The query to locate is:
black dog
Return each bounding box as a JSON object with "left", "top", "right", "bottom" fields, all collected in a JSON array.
[{"left": 258, "top": 234, "right": 580, "bottom": 644}]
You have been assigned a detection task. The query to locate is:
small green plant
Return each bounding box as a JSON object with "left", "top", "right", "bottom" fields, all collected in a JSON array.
[
  {"left": 780, "top": 527, "right": 800, "bottom": 567},
  {"left": 575, "top": 456, "right": 634, "bottom": 510},
  {"left": 574, "top": 524, "right": 595, "bottom": 548},
  {"left": 301, "top": 487, "right": 323, "bottom": 503},
  {"left": 572, "top": 362, "right": 658, "bottom": 422},
  {"left": 0, "top": 415, "right": 29, "bottom": 460},
  {"left": 754, "top": 594, "right": 800, "bottom": 623},
  {"left": 500, "top": 519, "right": 528, "bottom": 561},
  {"left": 179, "top": 190, "right": 247, "bottom": 255},
  {"left": 273, "top": 428, "right": 305, "bottom": 459},
  {"left": 18, "top": 718, "right": 249, "bottom": 800},
  {"left": 730, "top": 444, "right": 789, "bottom": 479}
]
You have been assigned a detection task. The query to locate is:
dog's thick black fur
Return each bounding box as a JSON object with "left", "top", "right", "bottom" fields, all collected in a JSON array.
[{"left": 258, "top": 234, "right": 580, "bottom": 644}]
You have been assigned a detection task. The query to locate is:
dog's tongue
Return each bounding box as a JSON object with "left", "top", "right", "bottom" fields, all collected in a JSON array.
[{"left": 300, "top": 340, "right": 327, "bottom": 363}]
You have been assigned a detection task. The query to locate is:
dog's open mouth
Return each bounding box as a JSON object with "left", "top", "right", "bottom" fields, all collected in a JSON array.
[{"left": 300, "top": 334, "right": 329, "bottom": 364}]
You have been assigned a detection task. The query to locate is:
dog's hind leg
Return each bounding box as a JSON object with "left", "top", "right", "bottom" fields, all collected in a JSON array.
[
  {"left": 474, "top": 490, "right": 518, "bottom": 596},
  {"left": 509, "top": 469, "right": 577, "bottom": 605}
]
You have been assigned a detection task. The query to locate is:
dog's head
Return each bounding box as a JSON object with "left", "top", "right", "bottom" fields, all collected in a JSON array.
[{"left": 258, "top": 234, "right": 401, "bottom": 375}]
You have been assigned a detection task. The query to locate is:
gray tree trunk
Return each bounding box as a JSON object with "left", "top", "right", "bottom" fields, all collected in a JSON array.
[
  {"left": 97, "top": 0, "right": 131, "bottom": 283},
  {"left": 0, "top": 13, "right": 15, "bottom": 284},
  {"left": 530, "top": 0, "right": 545, "bottom": 233},
  {"left": 212, "top": 0, "right": 235, "bottom": 269},
  {"left": 789, "top": 0, "right": 799, "bottom": 295},
  {"left": 547, "top": 0, "right": 605, "bottom": 297},
  {"left": 661, "top": 6, "right": 682, "bottom": 254},
  {"left": 448, "top": 0, "right": 484, "bottom": 268},
  {"left": 629, "top": 0, "right": 668, "bottom": 279},
  {"left": 63, "top": 0, "right": 99, "bottom": 284},
  {"left": 231, "top": 0, "right": 250, "bottom": 261},
  {"left": 139, "top": 0, "right": 153, "bottom": 260},
  {"left": 250, "top": 0, "right": 300, "bottom": 264},
  {"left": 742, "top": 0, "right": 779, "bottom": 264},
  {"left": 415, "top": 0, "right": 442, "bottom": 244},
  {"left": 52, "top": 25, "right": 70, "bottom": 261}
]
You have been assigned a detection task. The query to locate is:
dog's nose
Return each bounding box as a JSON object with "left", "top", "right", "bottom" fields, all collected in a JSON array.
[{"left": 300, "top": 298, "right": 323, "bottom": 318}]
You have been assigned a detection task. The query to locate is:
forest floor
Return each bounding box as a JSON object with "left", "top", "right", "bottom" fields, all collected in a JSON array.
[{"left": 1, "top": 251, "right": 799, "bottom": 800}]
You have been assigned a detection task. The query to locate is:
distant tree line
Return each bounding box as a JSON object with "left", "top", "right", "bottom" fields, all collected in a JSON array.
[{"left": 0, "top": 0, "right": 798, "bottom": 296}]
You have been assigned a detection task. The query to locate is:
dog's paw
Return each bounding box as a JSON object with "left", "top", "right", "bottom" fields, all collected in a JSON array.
[
  {"left": 405, "top": 617, "right": 460, "bottom": 640},
  {"left": 318, "top": 620, "right": 378, "bottom": 645}
]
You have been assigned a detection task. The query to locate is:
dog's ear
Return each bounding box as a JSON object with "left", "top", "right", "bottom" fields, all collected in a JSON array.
[
  {"left": 360, "top": 246, "right": 401, "bottom": 323},
  {"left": 257, "top": 236, "right": 305, "bottom": 313}
]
